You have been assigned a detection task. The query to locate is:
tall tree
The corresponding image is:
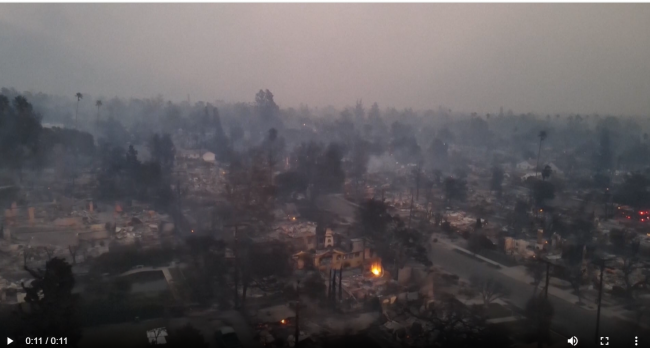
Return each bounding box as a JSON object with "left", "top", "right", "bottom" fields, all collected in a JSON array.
[
  {"left": 314, "top": 143, "right": 345, "bottom": 194},
  {"left": 98, "top": 116, "right": 130, "bottom": 146},
  {"left": 268, "top": 128, "right": 278, "bottom": 185},
  {"left": 568, "top": 265, "right": 585, "bottom": 305},
  {"left": 595, "top": 128, "right": 614, "bottom": 173},
  {"left": 429, "top": 138, "right": 449, "bottom": 171},
  {"left": 0, "top": 96, "right": 43, "bottom": 180},
  {"left": 74, "top": 92, "right": 83, "bottom": 128},
  {"left": 443, "top": 176, "right": 467, "bottom": 207},
  {"left": 490, "top": 165, "right": 504, "bottom": 197},
  {"left": 525, "top": 260, "right": 545, "bottom": 296},
  {"left": 620, "top": 239, "right": 641, "bottom": 299},
  {"left": 95, "top": 100, "right": 102, "bottom": 121},
  {"left": 469, "top": 275, "right": 511, "bottom": 308},
  {"left": 239, "top": 241, "right": 293, "bottom": 304},
  {"left": 149, "top": 133, "right": 175, "bottom": 173},
  {"left": 368, "top": 102, "right": 380, "bottom": 121},
  {"left": 351, "top": 139, "right": 370, "bottom": 200},
  {"left": 211, "top": 107, "right": 230, "bottom": 161},
  {"left": 355, "top": 199, "right": 395, "bottom": 240},
  {"left": 532, "top": 180, "right": 555, "bottom": 207},
  {"left": 525, "top": 294, "right": 555, "bottom": 346},
  {"left": 255, "top": 89, "right": 281, "bottom": 131},
  {"left": 535, "top": 130, "right": 547, "bottom": 179},
  {"left": 19, "top": 257, "right": 81, "bottom": 347},
  {"left": 354, "top": 99, "right": 365, "bottom": 123},
  {"left": 541, "top": 165, "right": 552, "bottom": 181},
  {"left": 125, "top": 144, "right": 141, "bottom": 192}
]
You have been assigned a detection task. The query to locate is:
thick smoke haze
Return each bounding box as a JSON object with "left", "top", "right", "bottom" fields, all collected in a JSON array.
[{"left": 1, "top": 4, "right": 649, "bottom": 115}]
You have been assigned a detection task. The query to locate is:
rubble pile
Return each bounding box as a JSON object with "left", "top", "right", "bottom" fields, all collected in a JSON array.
[
  {"left": 339, "top": 268, "right": 389, "bottom": 300},
  {"left": 0, "top": 197, "right": 175, "bottom": 280},
  {"left": 111, "top": 209, "right": 174, "bottom": 248}
]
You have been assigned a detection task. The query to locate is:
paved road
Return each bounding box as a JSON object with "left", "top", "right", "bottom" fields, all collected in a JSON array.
[
  {"left": 428, "top": 240, "right": 650, "bottom": 347},
  {"left": 315, "top": 194, "right": 358, "bottom": 222}
]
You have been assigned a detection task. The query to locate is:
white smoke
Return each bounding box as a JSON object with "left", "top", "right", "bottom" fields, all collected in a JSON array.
[{"left": 367, "top": 153, "right": 398, "bottom": 174}]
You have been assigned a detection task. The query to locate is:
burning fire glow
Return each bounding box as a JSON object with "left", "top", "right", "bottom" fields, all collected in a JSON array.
[
  {"left": 280, "top": 319, "right": 286, "bottom": 324},
  {"left": 371, "top": 263, "right": 382, "bottom": 276}
]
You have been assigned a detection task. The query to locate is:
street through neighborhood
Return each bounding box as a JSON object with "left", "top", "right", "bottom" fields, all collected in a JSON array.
[{"left": 428, "top": 238, "right": 650, "bottom": 347}]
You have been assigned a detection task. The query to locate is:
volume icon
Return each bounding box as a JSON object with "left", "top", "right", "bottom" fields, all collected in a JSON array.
[{"left": 568, "top": 336, "right": 578, "bottom": 346}]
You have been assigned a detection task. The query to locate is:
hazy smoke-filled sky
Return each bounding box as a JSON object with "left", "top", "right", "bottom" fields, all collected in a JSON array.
[{"left": 1, "top": 4, "right": 649, "bottom": 116}]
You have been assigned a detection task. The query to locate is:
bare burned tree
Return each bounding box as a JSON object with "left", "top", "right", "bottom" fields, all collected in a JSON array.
[
  {"left": 469, "top": 275, "right": 511, "bottom": 308},
  {"left": 68, "top": 245, "right": 78, "bottom": 265},
  {"left": 399, "top": 295, "right": 511, "bottom": 348},
  {"left": 621, "top": 240, "right": 641, "bottom": 299},
  {"left": 525, "top": 260, "right": 545, "bottom": 296},
  {"left": 525, "top": 294, "right": 555, "bottom": 346},
  {"left": 23, "top": 246, "right": 30, "bottom": 268},
  {"left": 42, "top": 246, "right": 55, "bottom": 260},
  {"left": 568, "top": 265, "right": 585, "bottom": 305},
  {"left": 630, "top": 262, "right": 650, "bottom": 326}
]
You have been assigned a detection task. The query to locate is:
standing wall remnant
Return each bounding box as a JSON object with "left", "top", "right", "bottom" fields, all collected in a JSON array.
[{"left": 28, "top": 207, "right": 35, "bottom": 225}]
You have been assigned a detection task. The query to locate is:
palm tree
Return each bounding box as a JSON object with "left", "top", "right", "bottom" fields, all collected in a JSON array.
[
  {"left": 268, "top": 128, "right": 278, "bottom": 185},
  {"left": 95, "top": 100, "right": 102, "bottom": 121},
  {"left": 536, "top": 130, "right": 547, "bottom": 179},
  {"left": 75, "top": 92, "right": 83, "bottom": 128}
]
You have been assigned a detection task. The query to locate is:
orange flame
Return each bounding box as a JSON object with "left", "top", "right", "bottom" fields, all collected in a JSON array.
[{"left": 371, "top": 262, "right": 382, "bottom": 276}]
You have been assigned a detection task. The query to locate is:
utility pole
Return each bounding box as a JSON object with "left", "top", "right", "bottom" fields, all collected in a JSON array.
[
  {"left": 414, "top": 163, "right": 421, "bottom": 201},
  {"left": 544, "top": 260, "right": 550, "bottom": 299},
  {"left": 233, "top": 226, "right": 239, "bottom": 309},
  {"left": 338, "top": 265, "right": 343, "bottom": 301},
  {"left": 595, "top": 262, "right": 605, "bottom": 345},
  {"left": 177, "top": 180, "right": 181, "bottom": 210},
  {"left": 176, "top": 180, "right": 182, "bottom": 234},
  {"left": 295, "top": 279, "right": 301, "bottom": 348},
  {"left": 408, "top": 188, "right": 415, "bottom": 229},
  {"left": 225, "top": 222, "right": 249, "bottom": 309},
  {"left": 537, "top": 257, "right": 552, "bottom": 348},
  {"left": 537, "top": 294, "right": 543, "bottom": 348}
]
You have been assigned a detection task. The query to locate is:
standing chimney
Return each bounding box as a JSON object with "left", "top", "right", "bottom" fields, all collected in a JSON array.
[
  {"left": 4, "top": 209, "right": 13, "bottom": 225},
  {"left": 3, "top": 226, "right": 10, "bottom": 241},
  {"left": 28, "top": 207, "right": 35, "bottom": 225},
  {"left": 89, "top": 201, "right": 94, "bottom": 213},
  {"left": 11, "top": 202, "right": 18, "bottom": 222}
]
